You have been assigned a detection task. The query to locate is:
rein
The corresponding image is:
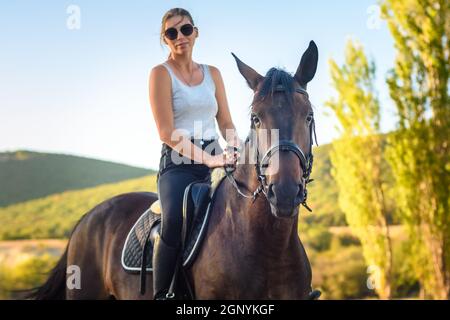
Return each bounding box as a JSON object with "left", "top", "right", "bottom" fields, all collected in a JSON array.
[{"left": 225, "top": 85, "right": 318, "bottom": 212}]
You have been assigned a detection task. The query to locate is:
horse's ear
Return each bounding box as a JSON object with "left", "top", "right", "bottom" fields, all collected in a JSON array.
[
  {"left": 294, "top": 41, "right": 318, "bottom": 89},
  {"left": 231, "top": 53, "right": 263, "bottom": 91}
]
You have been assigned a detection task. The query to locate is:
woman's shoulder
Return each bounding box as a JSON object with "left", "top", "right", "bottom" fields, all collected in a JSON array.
[
  {"left": 149, "top": 63, "right": 171, "bottom": 81},
  {"left": 203, "top": 64, "right": 222, "bottom": 81},
  {"left": 203, "top": 64, "right": 220, "bottom": 74},
  {"left": 151, "top": 63, "right": 170, "bottom": 74}
]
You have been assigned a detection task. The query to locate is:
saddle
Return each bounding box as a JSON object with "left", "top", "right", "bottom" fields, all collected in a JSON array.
[{"left": 121, "top": 168, "right": 227, "bottom": 299}]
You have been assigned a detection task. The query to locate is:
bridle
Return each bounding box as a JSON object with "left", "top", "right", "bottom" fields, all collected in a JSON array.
[{"left": 225, "top": 84, "right": 318, "bottom": 212}]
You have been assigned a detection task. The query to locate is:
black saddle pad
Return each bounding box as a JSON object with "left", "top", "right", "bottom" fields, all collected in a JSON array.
[
  {"left": 121, "top": 208, "right": 160, "bottom": 273},
  {"left": 121, "top": 174, "right": 227, "bottom": 274},
  {"left": 121, "top": 202, "right": 213, "bottom": 273}
]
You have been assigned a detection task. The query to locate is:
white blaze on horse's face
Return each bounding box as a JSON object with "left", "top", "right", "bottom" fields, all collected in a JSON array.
[{"left": 232, "top": 41, "right": 318, "bottom": 218}]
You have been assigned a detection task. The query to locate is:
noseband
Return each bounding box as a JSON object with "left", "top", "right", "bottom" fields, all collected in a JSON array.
[{"left": 225, "top": 84, "right": 318, "bottom": 212}]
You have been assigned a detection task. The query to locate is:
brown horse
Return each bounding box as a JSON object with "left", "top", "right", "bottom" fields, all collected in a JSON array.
[{"left": 29, "top": 41, "right": 319, "bottom": 300}]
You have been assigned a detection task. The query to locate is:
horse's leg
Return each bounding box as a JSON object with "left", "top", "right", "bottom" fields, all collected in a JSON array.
[
  {"left": 66, "top": 192, "right": 159, "bottom": 299},
  {"left": 105, "top": 222, "right": 154, "bottom": 300},
  {"left": 103, "top": 192, "right": 158, "bottom": 300},
  {"left": 107, "top": 267, "right": 154, "bottom": 300},
  {"left": 29, "top": 192, "right": 158, "bottom": 300},
  {"left": 65, "top": 210, "right": 112, "bottom": 300}
]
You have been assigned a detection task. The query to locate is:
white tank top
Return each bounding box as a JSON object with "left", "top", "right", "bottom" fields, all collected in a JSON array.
[{"left": 162, "top": 62, "right": 219, "bottom": 140}]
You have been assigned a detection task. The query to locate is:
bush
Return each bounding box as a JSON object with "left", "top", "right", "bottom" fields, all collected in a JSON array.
[
  {"left": 302, "top": 226, "right": 333, "bottom": 252},
  {"left": 337, "top": 233, "right": 361, "bottom": 247},
  {"left": 0, "top": 254, "right": 58, "bottom": 299},
  {"left": 309, "top": 245, "right": 374, "bottom": 299},
  {"left": 391, "top": 240, "right": 420, "bottom": 298}
]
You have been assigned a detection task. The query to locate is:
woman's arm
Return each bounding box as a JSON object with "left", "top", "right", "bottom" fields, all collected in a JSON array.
[
  {"left": 149, "top": 65, "right": 174, "bottom": 143},
  {"left": 209, "top": 66, "right": 243, "bottom": 149},
  {"left": 149, "top": 65, "right": 215, "bottom": 164}
]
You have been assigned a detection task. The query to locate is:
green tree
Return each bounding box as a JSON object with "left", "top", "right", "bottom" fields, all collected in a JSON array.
[
  {"left": 326, "top": 40, "right": 393, "bottom": 299},
  {"left": 381, "top": 0, "right": 450, "bottom": 299}
]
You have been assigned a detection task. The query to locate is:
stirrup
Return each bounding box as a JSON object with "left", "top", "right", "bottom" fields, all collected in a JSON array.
[
  {"left": 165, "top": 292, "right": 176, "bottom": 299},
  {"left": 154, "top": 290, "right": 175, "bottom": 300}
]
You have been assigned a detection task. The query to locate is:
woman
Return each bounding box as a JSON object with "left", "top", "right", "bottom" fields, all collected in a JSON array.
[{"left": 148, "top": 8, "right": 242, "bottom": 300}]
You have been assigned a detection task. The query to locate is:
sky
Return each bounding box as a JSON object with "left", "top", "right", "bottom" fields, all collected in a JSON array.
[{"left": 0, "top": 0, "right": 396, "bottom": 170}]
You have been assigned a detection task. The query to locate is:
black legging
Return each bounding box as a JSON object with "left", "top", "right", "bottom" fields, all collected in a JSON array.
[{"left": 156, "top": 139, "right": 222, "bottom": 247}]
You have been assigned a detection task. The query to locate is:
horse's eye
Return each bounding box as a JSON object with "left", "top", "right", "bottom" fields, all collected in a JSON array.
[
  {"left": 252, "top": 114, "right": 261, "bottom": 127},
  {"left": 306, "top": 114, "right": 314, "bottom": 124}
]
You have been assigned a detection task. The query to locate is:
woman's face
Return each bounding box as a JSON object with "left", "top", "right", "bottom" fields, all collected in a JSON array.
[{"left": 163, "top": 15, "right": 198, "bottom": 56}]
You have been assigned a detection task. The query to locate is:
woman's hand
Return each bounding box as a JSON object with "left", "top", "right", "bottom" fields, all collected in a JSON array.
[
  {"left": 225, "top": 144, "right": 241, "bottom": 165},
  {"left": 204, "top": 149, "right": 240, "bottom": 169}
]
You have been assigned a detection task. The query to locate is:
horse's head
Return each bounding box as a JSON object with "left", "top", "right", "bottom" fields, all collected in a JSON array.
[{"left": 232, "top": 41, "right": 318, "bottom": 218}]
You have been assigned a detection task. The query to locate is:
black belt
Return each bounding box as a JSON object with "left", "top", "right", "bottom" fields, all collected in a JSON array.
[
  {"left": 161, "top": 138, "right": 218, "bottom": 156},
  {"left": 190, "top": 138, "right": 217, "bottom": 148}
]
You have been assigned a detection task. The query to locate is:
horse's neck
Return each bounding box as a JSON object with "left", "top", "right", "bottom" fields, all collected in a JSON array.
[{"left": 217, "top": 142, "right": 300, "bottom": 252}]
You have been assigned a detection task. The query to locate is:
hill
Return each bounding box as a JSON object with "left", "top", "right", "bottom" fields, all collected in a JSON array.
[
  {"left": 0, "top": 143, "right": 341, "bottom": 240},
  {"left": 0, "top": 150, "right": 154, "bottom": 207},
  {"left": 0, "top": 174, "right": 157, "bottom": 240},
  {"left": 0, "top": 137, "right": 397, "bottom": 240}
]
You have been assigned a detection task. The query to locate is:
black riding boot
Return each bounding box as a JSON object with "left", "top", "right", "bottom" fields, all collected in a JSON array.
[{"left": 152, "top": 234, "right": 179, "bottom": 300}]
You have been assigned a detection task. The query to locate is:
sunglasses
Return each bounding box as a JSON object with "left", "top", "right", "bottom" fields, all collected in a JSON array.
[{"left": 164, "top": 23, "right": 195, "bottom": 41}]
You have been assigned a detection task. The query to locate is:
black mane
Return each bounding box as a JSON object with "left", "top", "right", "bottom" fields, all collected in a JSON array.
[{"left": 255, "top": 68, "right": 296, "bottom": 106}]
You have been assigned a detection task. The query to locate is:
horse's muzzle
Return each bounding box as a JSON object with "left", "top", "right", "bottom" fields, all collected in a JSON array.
[{"left": 266, "top": 182, "right": 304, "bottom": 218}]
